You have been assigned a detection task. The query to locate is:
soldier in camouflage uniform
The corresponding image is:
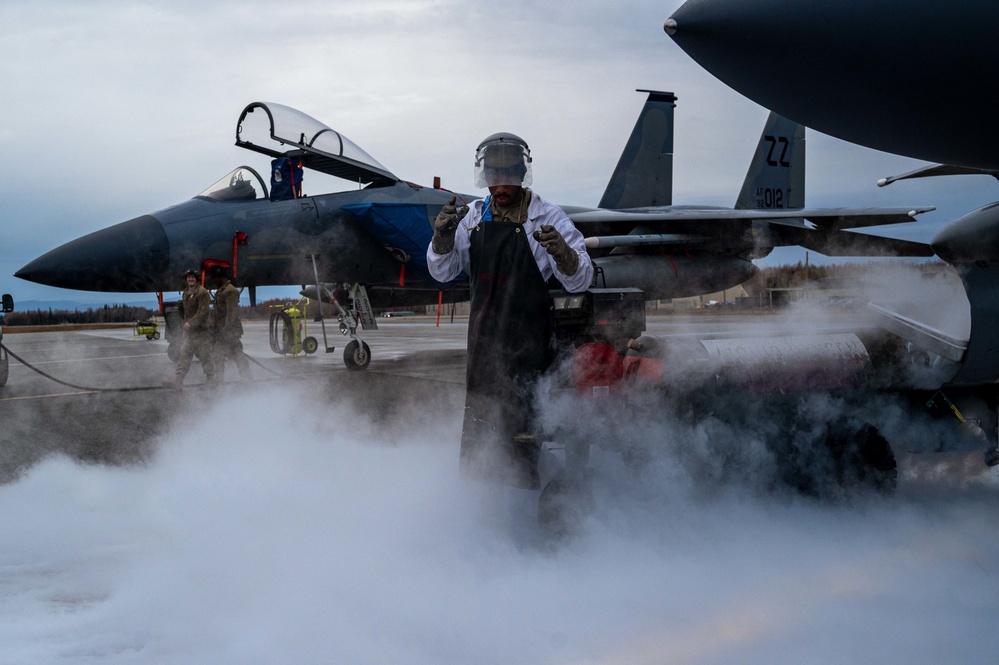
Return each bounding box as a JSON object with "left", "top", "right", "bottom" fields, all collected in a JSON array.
[
  {"left": 165, "top": 269, "right": 216, "bottom": 388},
  {"left": 210, "top": 266, "right": 251, "bottom": 382}
]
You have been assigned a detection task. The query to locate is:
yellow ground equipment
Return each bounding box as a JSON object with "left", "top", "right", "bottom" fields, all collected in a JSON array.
[
  {"left": 132, "top": 319, "right": 161, "bottom": 340},
  {"left": 269, "top": 298, "right": 318, "bottom": 356}
]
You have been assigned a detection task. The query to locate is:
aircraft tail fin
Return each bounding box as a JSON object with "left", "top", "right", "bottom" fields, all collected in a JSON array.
[
  {"left": 598, "top": 90, "right": 676, "bottom": 209},
  {"left": 734, "top": 112, "right": 805, "bottom": 210}
]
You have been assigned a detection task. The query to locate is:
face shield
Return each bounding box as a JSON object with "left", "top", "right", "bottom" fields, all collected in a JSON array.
[{"left": 473, "top": 133, "right": 533, "bottom": 189}]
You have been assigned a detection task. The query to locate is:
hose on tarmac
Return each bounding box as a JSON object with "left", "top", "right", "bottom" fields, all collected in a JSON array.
[{"left": 0, "top": 341, "right": 287, "bottom": 393}]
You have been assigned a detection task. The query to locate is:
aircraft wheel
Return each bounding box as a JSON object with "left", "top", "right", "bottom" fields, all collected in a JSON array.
[
  {"left": 303, "top": 336, "right": 319, "bottom": 355},
  {"left": 344, "top": 340, "right": 371, "bottom": 370}
]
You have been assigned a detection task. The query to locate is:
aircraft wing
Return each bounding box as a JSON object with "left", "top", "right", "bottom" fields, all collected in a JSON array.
[
  {"left": 570, "top": 206, "right": 935, "bottom": 256},
  {"left": 767, "top": 225, "right": 934, "bottom": 257},
  {"left": 568, "top": 206, "right": 932, "bottom": 227}
]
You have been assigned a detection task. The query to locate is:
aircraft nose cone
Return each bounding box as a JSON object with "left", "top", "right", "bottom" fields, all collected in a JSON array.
[
  {"left": 666, "top": 0, "right": 830, "bottom": 104},
  {"left": 16, "top": 215, "right": 170, "bottom": 292}
]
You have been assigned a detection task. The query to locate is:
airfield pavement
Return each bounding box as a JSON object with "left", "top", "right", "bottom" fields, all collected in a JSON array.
[
  {"left": 4, "top": 312, "right": 999, "bottom": 664},
  {"left": 0, "top": 316, "right": 472, "bottom": 483},
  {"left": 1, "top": 309, "right": 993, "bottom": 484}
]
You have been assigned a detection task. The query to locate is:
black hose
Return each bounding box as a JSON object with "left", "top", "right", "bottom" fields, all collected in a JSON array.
[
  {"left": 0, "top": 342, "right": 160, "bottom": 393},
  {"left": 269, "top": 311, "right": 294, "bottom": 355},
  {"left": 244, "top": 352, "right": 286, "bottom": 377},
  {"left": 0, "top": 341, "right": 288, "bottom": 392}
]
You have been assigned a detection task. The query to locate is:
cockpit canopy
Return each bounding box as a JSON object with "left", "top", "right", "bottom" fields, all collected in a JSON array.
[
  {"left": 198, "top": 166, "right": 269, "bottom": 201},
  {"left": 235, "top": 102, "right": 398, "bottom": 187}
]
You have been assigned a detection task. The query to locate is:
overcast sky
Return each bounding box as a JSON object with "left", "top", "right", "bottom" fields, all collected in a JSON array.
[{"left": 3, "top": 0, "right": 997, "bottom": 304}]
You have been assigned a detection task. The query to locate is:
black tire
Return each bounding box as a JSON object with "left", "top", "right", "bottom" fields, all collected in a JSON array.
[
  {"left": 153, "top": 331, "right": 161, "bottom": 340},
  {"left": 343, "top": 340, "right": 371, "bottom": 370},
  {"left": 303, "top": 336, "right": 319, "bottom": 355}
]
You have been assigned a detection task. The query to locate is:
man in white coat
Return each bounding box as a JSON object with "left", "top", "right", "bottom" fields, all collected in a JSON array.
[{"left": 427, "top": 132, "right": 593, "bottom": 487}]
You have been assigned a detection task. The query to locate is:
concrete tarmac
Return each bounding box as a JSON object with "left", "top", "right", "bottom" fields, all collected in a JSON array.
[
  {"left": 1, "top": 311, "right": 750, "bottom": 482},
  {"left": 2, "top": 310, "right": 991, "bottom": 486},
  {"left": 0, "top": 317, "right": 471, "bottom": 483}
]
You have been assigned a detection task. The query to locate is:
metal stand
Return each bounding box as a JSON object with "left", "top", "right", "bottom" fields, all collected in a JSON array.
[{"left": 309, "top": 254, "right": 335, "bottom": 353}]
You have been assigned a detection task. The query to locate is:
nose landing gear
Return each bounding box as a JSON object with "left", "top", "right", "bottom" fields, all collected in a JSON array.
[
  {"left": 343, "top": 339, "right": 371, "bottom": 371},
  {"left": 308, "top": 254, "right": 377, "bottom": 370}
]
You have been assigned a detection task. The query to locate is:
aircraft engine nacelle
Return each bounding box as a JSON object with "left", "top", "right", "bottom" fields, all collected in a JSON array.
[
  {"left": 931, "top": 202, "right": 999, "bottom": 385},
  {"left": 590, "top": 254, "right": 757, "bottom": 302},
  {"left": 932, "top": 201, "right": 999, "bottom": 264}
]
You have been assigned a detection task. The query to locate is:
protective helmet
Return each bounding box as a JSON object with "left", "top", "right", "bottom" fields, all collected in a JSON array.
[
  {"left": 474, "top": 132, "right": 532, "bottom": 189},
  {"left": 183, "top": 269, "right": 198, "bottom": 278},
  {"left": 210, "top": 265, "right": 229, "bottom": 280}
]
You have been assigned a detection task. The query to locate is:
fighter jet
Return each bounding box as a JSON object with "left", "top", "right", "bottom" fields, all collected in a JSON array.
[{"left": 15, "top": 91, "right": 933, "bottom": 368}]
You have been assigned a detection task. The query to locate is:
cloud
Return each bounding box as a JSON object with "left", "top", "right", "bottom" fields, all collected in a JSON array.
[{"left": 3, "top": 0, "right": 988, "bottom": 305}]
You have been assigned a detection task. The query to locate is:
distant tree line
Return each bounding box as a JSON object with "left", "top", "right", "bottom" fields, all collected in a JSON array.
[
  {"left": 3, "top": 304, "right": 155, "bottom": 327},
  {"left": 743, "top": 261, "right": 834, "bottom": 295},
  {"left": 0, "top": 298, "right": 320, "bottom": 328},
  {"left": 742, "top": 260, "right": 947, "bottom": 296},
  {"left": 247, "top": 298, "right": 306, "bottom": 319},
  {"left": 246, "top": 297, "right": 369, "bottom": 319}
]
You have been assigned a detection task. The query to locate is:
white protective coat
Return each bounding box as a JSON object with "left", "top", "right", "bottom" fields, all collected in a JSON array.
[{"left": 427, "top": 190, "right": 593, "bottom": 293}]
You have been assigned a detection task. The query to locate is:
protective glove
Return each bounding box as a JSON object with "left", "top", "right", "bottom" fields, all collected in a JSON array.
[
  {"left": 431, "top": 196, "right": 469, "bottom": 254},
  {"left": 534, "top": 224, "right": 580, "bottom": 276}
]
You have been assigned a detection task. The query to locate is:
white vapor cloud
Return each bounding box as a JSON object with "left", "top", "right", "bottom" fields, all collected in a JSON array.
[{"left": 2, "top": 380, "right": 998, "bottom": 664}]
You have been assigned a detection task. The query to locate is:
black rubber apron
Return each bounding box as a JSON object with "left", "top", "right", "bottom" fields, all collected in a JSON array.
[{"left": 460, "top": 220, "right": 555, "bottom": 488}]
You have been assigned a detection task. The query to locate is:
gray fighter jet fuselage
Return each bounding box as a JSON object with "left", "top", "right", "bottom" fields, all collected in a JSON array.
[{"left": 15, "top": 177, "right": 461, "bottom": 308}]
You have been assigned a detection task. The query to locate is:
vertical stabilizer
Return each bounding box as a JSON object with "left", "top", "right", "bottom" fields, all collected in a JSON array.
[
  {"left": 735, "top": 113, "right": 805, "bottom": 210},
  {"left": 599, "top": 90, "right": 676, "bottom": 209}
]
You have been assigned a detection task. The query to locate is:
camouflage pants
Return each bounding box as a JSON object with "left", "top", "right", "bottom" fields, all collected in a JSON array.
[
  {"left": 176, "top": 329, "right": 215, "bottom": 381},
  {"left": 214, "top": 334, "right": 251, "bottom": 381}
]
